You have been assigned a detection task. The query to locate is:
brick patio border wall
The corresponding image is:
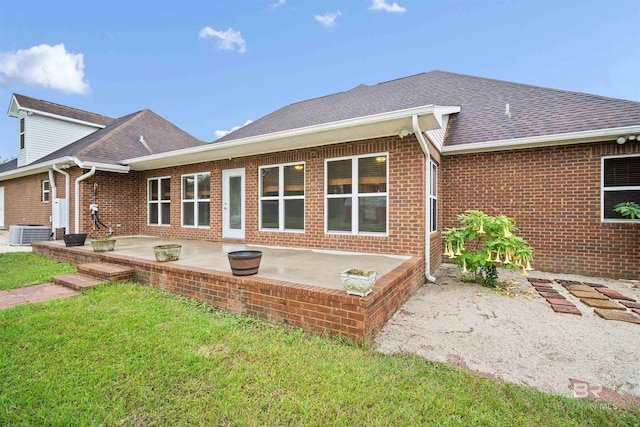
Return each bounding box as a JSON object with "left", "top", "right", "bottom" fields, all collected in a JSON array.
[{"left": 34, "top": 243, "right": 425, "bottom": 343}]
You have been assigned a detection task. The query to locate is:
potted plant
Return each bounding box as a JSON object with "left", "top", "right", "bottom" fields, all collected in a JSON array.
[
  {"left": 614, "top": 201, "right": 640, "bottom": 220},
  {"left": 153, "top": 244, "right": 182, "bottom": 262},
  {"left": 90, "top": 235, "right": 116, "bottom": 252},
  {"left": 341, "top": 268, "right": 378, "bottom": 297}
]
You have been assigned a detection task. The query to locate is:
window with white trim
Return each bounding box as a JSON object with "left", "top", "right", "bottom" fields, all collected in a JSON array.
[
  {"left": 42, "top": 180, "right": 50, "bottom": 203},
  {"left": 260, "top": 162, "right": 305, "bottom": 231},
  {"left": 182, "top": 172, "right": 210, "bottom": 227},
  {"left": 602, "top": 154, "right": 640, "bottom": 221},
  {"left": 19, "top": 117, "right": 25, "bottom": 150},
  {"left": 429, "top": 158, "right": 438, "bottom": 232},
  {"left": 326, "top": 153, "right": 388, "bottom": 234},
  {"left": 148, "top": 177, "right": 171, "bottom": 226}
]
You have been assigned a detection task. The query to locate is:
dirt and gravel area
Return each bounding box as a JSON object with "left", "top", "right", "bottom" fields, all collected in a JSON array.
[{"left": 375, "top": 263, "right": 640, "bottom": 400}]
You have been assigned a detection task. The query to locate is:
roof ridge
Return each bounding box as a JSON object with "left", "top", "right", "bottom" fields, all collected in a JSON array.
[
  {"left": 73, "top": 110, "right": 147, "bottom": 158},
  {"left": 13, "top": 93, "right": 115, "bottom": 121}
]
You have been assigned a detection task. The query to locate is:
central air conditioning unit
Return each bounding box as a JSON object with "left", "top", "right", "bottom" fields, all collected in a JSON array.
[{"left": 8, "top": 224, "right": 52, "bottom": 245}]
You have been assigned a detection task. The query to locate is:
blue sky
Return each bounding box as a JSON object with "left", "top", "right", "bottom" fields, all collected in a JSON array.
[{"left": 0, "top": 0, "right": 639, "bottom": 161}]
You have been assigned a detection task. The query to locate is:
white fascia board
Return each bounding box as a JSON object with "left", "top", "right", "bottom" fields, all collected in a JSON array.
[
  {"left": 0, "top": 157, "right": 130, "bottom": 181},
  {"left": 0, "top": 156, "right": 76, "bottom": 181},
  {"left": 22, "top": 109, "right": 107, "bottom": 129},
  {"left": 441, "top": 125, "right": 640, "bottom": 155},
  {"left": 124, "top": 105, "right": 461, "bottom": 169}
]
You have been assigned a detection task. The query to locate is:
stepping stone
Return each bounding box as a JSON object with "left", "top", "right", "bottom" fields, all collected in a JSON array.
[
  {"left": 580, "top": 298, "right": 625, "bottom": 310},
  {"left": 546, "top": 297, "right": 574, "bottom": 306},
  {"left": 538, "top": 290, "right": 563, "bottom": 298},
  {"left": 563, "top": 284, "right": 594, "bottom": 292},
  {"left": 619, "top": 301, "right": 640, "bottom": 309},
  {"left": 595, "top": 288, "right": 636, "bottom": 302},
  {"left": 569, "top": 290, "right": 607, "bottom": 300},
  {"left": 551, "top": 304, "right": 582, "bottom": 315},
  {"left": 532, "top": 283, "right": 554, "bottom": 289},
  {"left": 556, "top": 279, "right": 582, "bottom": 286},
  {"left": 594, "top": 309, "right": 640, "bottom": 324},
  {"left": 528, "top": 278, "right": 552, "bottom": 284},
  {"left": 583, "top": 282, "right": 606, "bottom": 288}
]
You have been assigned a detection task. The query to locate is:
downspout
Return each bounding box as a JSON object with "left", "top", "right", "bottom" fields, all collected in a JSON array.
[
  {"left": 47, "top": 170, "right": 57, "bottom": 237},
  {"left": 412, "top": 115, "right": 437, "bottom": 283},
  {"left": 52, "top": 164, "right": 70, "bottom": 234},
  {"left": 74, "top": 167, "right": 96, "bottom": 234}
]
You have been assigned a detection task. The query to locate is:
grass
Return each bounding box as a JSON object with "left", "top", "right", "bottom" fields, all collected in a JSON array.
[
  {"left": 1, "top": 255, "right": 638, "bottom": 426},
  {"left": 0, "top": 252, "right": 76, "bottom": 290}
]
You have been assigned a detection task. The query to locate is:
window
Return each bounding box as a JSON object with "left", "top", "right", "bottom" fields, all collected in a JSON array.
[
  {"left": 19, "top": 118, "right": 25, "bottom": 150},
  {"left": 182, "top": 172, "right": 210, "bottom": 227},
  {"left": 259, "top": 163, "right": 305, "bottom": 231},
  {"left": 42, "top": 180, "right": 50, "bottom": 203},
  {"left": 326, "top": 154, "right": 387, "bottom": 234},
  {"left": 429, "top": 158, "right": 438, "bottom": 232},
  {"left": 148, "top": 177, "right": 171, "bottom": 226},
  {"left": 602, "top": 154, "right": 640, "bottom": 221}
]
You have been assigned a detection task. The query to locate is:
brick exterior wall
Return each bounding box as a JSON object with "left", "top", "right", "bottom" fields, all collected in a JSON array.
[
  {"left": 33, "top": 242, "right": 425, "bottom": 343},
  {"left": 136, "top": 135, "right": 430, "bottom": 260},
  {"left": 441, "top": 140, "right": 640, "bottom": 279},
  {"left": 2, "top": 171, "right": 65, "bottom": 230}
]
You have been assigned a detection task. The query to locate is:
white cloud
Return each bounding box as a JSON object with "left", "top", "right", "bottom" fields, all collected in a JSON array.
[
  {"left": 199, "top": 27, "right": 247, "bottom": 53},
  {"left": 214, "top": 119, "right": 253, "bottom": 139},
  {"left": 370, "top": 0, "right": 406, "bottom": 13},
  {"left": 0, "top": 43, "right": 90, "bottom": 94},
  {"left": 314, "top": 11, "right": 342, "bottom": 28},
  {"left": 270, "top": 0, "right": 286, "bottom": 8}
]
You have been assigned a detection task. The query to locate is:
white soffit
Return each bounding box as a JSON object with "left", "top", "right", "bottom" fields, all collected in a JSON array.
[{"left": 124, "top": 105, "right": 460, "bottom": 171}]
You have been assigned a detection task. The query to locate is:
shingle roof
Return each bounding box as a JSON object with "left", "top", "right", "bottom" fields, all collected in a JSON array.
[
  {"left": 12, "top": 94, "right": 115, "bottom": 126},
  {"left": 216, "top": 70, "right": 640, "bottom": 146},
  {"left": 35, "top": 109, "right": 204, "bottom": 165},
  {"left": 0, "top": 158, "right": 17, "bottom": 174}
]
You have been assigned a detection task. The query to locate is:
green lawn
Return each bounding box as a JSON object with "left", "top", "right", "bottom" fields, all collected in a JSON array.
[
  {"left": 0, "top": 256, "right": 638, "bottom": 425},
  {"left": 0, "top": 252, "right": 76, "bottom": 290}
]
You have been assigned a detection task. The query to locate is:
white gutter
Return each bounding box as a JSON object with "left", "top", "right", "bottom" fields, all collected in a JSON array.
[
  {"left": 13, "top": 108, "right": 107, "bottom": 129},
  {"left": 53, "top": 163, "right": 71, "bottom": 234},
  {"left": 441, "top": 125, "right": 640, "bottom": 155},
  {"left": 0, "top": 156, "right": 76, "bottom": 181},
  {"left": 412, "top": 114, "right": 436, "bottom": 283},
  {"left": 74, "top": 167, "right": 96, "bottom": 234},
  {"left": 47, "top": 169, "right": 57, "bottom": 201}
]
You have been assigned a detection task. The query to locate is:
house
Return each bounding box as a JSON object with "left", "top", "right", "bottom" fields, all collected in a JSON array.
[{"left": 1, "top": 70, "right": 639, "bottom": 281}]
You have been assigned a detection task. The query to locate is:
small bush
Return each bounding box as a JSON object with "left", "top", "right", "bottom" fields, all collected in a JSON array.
[{"left": 443, "top": 210, "right": 534, "bottom": 287}]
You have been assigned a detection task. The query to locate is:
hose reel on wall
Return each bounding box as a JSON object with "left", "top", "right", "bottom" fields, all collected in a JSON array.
[{"left": 90, "top": 182, "right": 112, "bottom": 235}]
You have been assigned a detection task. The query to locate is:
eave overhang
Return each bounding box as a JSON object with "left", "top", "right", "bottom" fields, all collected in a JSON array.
[
  {"left": 0, "top": 157, "right": 130, "bottom": 181},
  {"left": 123, "top": 105, "right": 461, "bottom": 171},
  {"left": 7, "top": 95, "right": 106, "bottom": 129},
  {"left": 441, "top": 125, "right": 640, "bottom": 155}
]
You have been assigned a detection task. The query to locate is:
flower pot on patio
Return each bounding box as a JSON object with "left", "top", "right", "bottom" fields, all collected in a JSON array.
[
  {"left": 153, "top": 244, "right": 182, "bottom": 262},
  {"left": 341, "top": 268, "right": 378, "bottom": 297},
  {"left": 91, "top": 237, "right": 116, "bottom": 252},
  {"left": 63, "top": 233, "right": 87, "bottom": 247},
  {"left": 227, "top": 250, "right": 262, "bottom": 276}
]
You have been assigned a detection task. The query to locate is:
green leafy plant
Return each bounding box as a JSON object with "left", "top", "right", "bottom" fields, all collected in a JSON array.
[
  {"left": 613, "top": 201, "right": 640, "bottom": 220},
  {"left": 443, "top": 210, "right": 534, "bottom": 287}
]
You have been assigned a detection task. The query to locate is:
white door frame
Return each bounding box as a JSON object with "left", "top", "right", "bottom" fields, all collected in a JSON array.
[
  {"left": 0, "top": 186, "right": 4, "bottom": 228},
  {"left": 222, "top": 168, "right": 245, "bottom": 239}
]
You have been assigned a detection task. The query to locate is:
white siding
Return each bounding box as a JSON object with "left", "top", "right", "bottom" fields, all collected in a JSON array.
[{"left": 19, "top": 114, "right": 101, "bottom": 166}]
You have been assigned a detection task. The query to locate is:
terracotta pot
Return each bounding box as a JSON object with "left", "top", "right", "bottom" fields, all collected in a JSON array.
[
  {"left": 63, "top": 233, "right": 87, "bottom": 247},
  {"left": 153, "top": 244, "right": 182, "bottom": 262},
  {"left": 227, "top": 250, "right": 262, "bottom": 276}
]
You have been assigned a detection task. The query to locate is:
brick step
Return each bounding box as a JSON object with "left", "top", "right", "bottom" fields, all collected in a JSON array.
[
  {"left": 52, "top": 273, "right": 107, "bottom": 291},
  {"left": 77, "top": 262, "right": 135, "bottom": 283}
]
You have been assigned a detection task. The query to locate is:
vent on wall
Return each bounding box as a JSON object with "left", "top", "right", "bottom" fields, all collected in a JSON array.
[{"left": 8, "top": 224, "right": 52, "bottom": 246}]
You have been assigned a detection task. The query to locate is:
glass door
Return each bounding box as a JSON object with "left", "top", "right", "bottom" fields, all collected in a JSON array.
[{"left": 222, "top": 168, "right": 245, "bottom": 239}]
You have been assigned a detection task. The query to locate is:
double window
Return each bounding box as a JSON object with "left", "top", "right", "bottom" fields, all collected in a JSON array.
[
  {"left": 148, "top": 177, "right": 170, "bottom": 226},
  {"left": 182, "top": 172, "right": 210, "bottom": 227},
  {"left": 42, "top": 180, "right": 50, "bottom": 203},
  {"left": 326, "top": 154, "right": 388, "bottom": 234},
  {"left": 602, "top": 154, "right": 640, "bottom": 221},
  {"left": 259, "top": 163, "right": 305, "bottom": 231}
]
